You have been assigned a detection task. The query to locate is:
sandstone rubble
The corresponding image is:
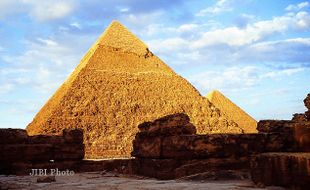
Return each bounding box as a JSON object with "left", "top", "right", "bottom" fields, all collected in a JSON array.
[
  {"left": 250, "top": 93, "right": 310, "bottom": 189},
  {"left": 0, "top": 129, "right": 84, "bottom": 175},
  {"left": 251, "top": 153, "right": 310, "bottom": 189},
  {"left": 131, "top": 113, "right": 295, "bottom": 180}
]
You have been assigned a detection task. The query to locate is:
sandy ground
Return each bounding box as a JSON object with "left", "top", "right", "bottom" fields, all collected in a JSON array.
[{"left": 0, "top": 172, "right": 286, "bottom": 190}]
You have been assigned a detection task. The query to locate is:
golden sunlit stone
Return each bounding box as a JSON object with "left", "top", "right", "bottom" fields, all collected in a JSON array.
[
  {"left": 27, "top": 21, "right": 246, "bottom": 159},
  {"left": 206, "top": 90, "right": 257, "bottom": 133}
]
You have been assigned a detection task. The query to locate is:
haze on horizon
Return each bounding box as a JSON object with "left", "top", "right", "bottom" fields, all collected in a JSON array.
[{"left": 0, "top": 0, "right": 309, "bottom": 129}]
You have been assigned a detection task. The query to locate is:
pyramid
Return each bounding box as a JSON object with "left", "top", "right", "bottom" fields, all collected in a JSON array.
[
  {"left": 27, "top": 21, "right": 243, "bottom": 159},
  {"left": 206, "top": 90, "right": 257, "bottom": 133}
]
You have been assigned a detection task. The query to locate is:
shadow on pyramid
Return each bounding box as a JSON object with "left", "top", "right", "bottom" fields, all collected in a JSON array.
[{"left": 27, "top": 21, "right": 257, "bottom": 159}]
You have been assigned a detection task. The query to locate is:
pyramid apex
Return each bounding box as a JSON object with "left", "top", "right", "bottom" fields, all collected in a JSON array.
[
  {"left": 210, "top": 90, "right": 221, "bottom": 94},
  {"left": 97, "top": 20, "right": 149, "bottom": 56},
  {"left": 111, "top": 20, "right": 120, "bottom": 23},
  {"left": 206, "top": 90, "right": 222, "bottom": 100},
  {"left": 107, "top": 20, "right": 125, "bottom": 29}
]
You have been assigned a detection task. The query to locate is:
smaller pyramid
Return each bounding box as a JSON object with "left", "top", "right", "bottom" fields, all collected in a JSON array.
[{"left": 206, "top": 90, "right": 257, "bottom": 133}]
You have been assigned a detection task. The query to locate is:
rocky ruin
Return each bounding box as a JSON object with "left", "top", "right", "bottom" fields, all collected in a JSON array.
[
  {"left": 129, "top": 93, "right": 310, "bottom": 189},
  {"left": 251, "top": 93, "right": 310, "bottom": 189},
  {"left": 1, "top": 95, "right": 309, "bottom": 189},
  {"left": 131, "top": 113, "right": 287, "bottom": 180},
  {"left": 26, "top": 21, "right": 255, "bottom": 159},
  {"left": 0, "top": 129, "right": 84, "bottom": 175}
]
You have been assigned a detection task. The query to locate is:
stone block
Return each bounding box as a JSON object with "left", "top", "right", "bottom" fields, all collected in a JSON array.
[
  {"left": 0, "top": 129, "right": 28, "bottom": 144},
  {"left": 251, "top": 153, "right": 310, "bottom": 190},
  {"left": 138, "top": 113, "right": 196, "bottom": 136},
  {"left": 304, "top": 93, "right": 310, "bottom": 110},
  {"left": 131, "top": 136, "right": 161, "bottom": 158},
  {"left": 63, "top": 129, "right": 83, "bottom": 144}
]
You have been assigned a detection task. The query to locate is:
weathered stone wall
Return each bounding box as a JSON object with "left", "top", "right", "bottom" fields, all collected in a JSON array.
[
  {"left": 257, "top": 120, "right": 310, "bottom": 152},
  {"left": 131, "top": 107, "right": 310, "bottom": 182},
  {"left": 251, "top": 153, "right": 310, "bottom": 190},
  {"left": 133, "top": 133, "right": 292, "bottom": 159},
  {"left": 250, "top": 93, "right": 310, "bottom": 189},
  {"left": 130, "top": 113, "right": 291, "bottom": 179},
  {"left": 257, "top": 93, "right": 310, "bottom": 153},
  {"left": 0, "top": 129, "right": 84, "bottom": 175}
]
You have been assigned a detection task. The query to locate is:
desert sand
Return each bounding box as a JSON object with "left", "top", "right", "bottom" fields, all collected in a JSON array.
[{"left": 0, "top": 172, "right": 285, "bottom": 190}]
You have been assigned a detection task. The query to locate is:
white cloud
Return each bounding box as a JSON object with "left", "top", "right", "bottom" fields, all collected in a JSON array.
[
  {"left": 190, "top": 66, "right": 260, "bottom": 92},
  {"left": 0, "top": 0, "right": 22, "bottom": 19},
  {"left": 286, "top": 1, "right": 309, "bottom": 12},
  {"left": 37, "top": 38, "right": 58, "bottom": 46},
  {"left": 119, "top": 7, "right": 130, "bottom": 13},
  {"left": 145, "top": 10, "right": 310, "bottom": 58},
  {"left": 233, "top": 13, "right": 256, "bottom": 28},
  {"left": 0, "top": 83, "right": 14, "bottom": 95},
  {"left": 249, "top": 38, "right": 310, "bottom": 50},
  {"left": 239, "top": 38, "right": 310, "bottom": 63},
  {"left": 0, "top": 33, "right": 92, "bottom": 94},
  {"left": 196, "top": 0, "right": 233, "bottom": 16},
  {"left": 122, "top": 11, "right": 164, "bottom": 26},
  {"left": 189, "top": 66, "right": 305, "bottom": 94},
  {"left": 192, "top": 14, "right": 291, "bottom": 48},
  {"left": 147, "top": 37, "right": 189, "bottom": 53},
  {"left": 0, "top": 0, "right": 76, "bottom": 21},
  {"left": 177, "top": 24, "right": 199, "bottom": 33},
  {"left": 23, "top": 0, "right": 76, "bottom": 21},
  {"left": 262, "top": 68, "right": 304, "bottom": 79},
  {"left": 143, "top": 23, "right": 204, "bottom": 37},
  {"left": 192, "top": 11, "right": 310, "bottom": 48},
  {"left": 146, "top": 22, "right": 310, "bottom": 67},
  {"left": 295, "top": 11, "right": 310, "bottom": 29},
  {"left": 70, "top": 22, "right": 82, "bottom": 29}
]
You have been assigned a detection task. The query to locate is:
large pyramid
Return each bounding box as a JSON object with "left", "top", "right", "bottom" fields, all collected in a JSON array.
[
  {"left": 27, "top": 21, "right": 243, "bottom": 158},
  {"left": 206, "top": 90, "right": 257, "bottom": 133}
]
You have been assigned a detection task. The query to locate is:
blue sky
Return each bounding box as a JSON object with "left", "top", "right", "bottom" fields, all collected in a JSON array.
[{"left": 0, "top": 0, "right": 309, "bottom": 129}]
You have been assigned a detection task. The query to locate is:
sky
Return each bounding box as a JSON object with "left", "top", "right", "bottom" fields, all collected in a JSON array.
[{"left": 0, "top": 0, "right": 309, "bottom": 129}]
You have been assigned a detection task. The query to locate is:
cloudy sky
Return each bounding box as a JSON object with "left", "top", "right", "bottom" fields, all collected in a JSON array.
[{"left": 0, "top": 0, "right": 309, "bottom": 129}]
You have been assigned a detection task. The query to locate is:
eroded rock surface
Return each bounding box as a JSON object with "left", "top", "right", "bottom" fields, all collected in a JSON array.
[
  {"left": 137, "top": 113, "right": 196, "bottom": 136},
  {"left": 131, "top": 113, "right": 295, "bottom": 180},
  {"left": 304, "top": 93, "right": 310, "bottom": 110},
  {"left": 251, "top": 153, "right": 310, "bottom": 190},
  {"left": 0, "top": 129, "right": 84, "bottom": 175},
  {"left": 251, "top": 93, "right": 310, "bottom": 189}
]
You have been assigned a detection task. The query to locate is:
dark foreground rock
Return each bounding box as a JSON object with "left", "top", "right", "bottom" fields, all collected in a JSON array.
[
  {"left": 0, "top": 129, "right": 84, "bottom": 175},
  {"left": 137, "top": 113, "right": 196, "bottom": 136},
  {"left": 37, "top": 176, "right": 56, "bottom": 183},
  {"left": 257, "top": 120, "right": 310, "bottom": 152},
  {"left": 251, "top": 153, "right": 310, "bottom": 190},
  {"left": 131, "top": 112, "right": 303, "bottom": 180},
  {"left": 304, "top": 93, "right": 310, "bottom": 110}
]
